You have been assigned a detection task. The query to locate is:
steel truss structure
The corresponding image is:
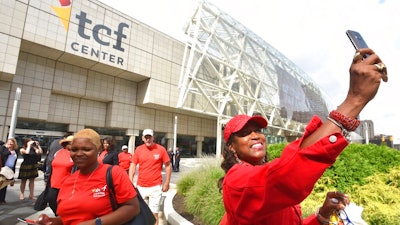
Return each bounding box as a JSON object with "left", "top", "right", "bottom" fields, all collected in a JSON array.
[{"left": 178, "top": 1, "right": 331, "bottom": 140}]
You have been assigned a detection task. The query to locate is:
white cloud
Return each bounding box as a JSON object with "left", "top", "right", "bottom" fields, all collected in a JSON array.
[{"left": 99, "top": 0, "right": 400, "bottom": 142}]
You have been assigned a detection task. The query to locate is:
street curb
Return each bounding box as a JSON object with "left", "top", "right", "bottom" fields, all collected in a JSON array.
[{"left": 164, "top": 186, "right": 194, "bottom": 225}]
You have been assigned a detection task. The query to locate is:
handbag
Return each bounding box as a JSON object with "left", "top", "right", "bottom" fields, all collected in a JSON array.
[
  {"left": 106, "top": 166, "right": 156, "bottom": 225},
  {"left": 0, "top": 166, "right": 14, "bottom": 190},
  {"left": 34, "top": 184, "right": 49, "bottom": 211}
]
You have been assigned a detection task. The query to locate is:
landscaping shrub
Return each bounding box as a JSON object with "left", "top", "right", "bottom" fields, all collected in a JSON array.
[{"left": 176, "top": 144, "right": 400, "bottom": 225}]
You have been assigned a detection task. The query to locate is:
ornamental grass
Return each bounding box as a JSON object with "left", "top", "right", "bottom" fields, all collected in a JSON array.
[{"left": 176, "top": 144, "right": 400, "bottom": 225}]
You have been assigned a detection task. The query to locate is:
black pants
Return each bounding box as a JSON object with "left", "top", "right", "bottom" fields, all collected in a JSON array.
[
  {"left": 169, "top": 155, "right": 174, "bottom": 168},
  {"left": 174, "top": 157, "right": 180, "bottom": 171},
  {"left": 47, "top": 187, "right": 59, "bottom": 215},
  {"left": 0, "top": 186, "right": 7, "bottom": 202}
]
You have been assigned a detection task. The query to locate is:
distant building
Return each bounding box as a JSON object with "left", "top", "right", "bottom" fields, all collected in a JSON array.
[
  {"left": 0, "top": 0, "right": 351, "bottom": 157},
  {"left": 358, "top": 120, "right": 375, "bottom": 141}
]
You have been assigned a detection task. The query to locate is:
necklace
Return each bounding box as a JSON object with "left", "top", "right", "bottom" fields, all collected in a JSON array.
[{"left": 71, "top": 164, "right": 99, "bottom": 198}]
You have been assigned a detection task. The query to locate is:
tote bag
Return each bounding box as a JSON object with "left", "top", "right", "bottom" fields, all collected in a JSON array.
[
  {"left": 34, "top": 184, "right": 49, "bottom": 211},
  {"left": 106, "top": 166, "right": 156, "bottom": 225}
]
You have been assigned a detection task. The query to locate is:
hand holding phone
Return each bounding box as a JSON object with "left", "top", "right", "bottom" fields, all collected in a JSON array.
[
  {"left": 346, "top": 30, "right": 368, "bottom": 49},
  {"left": 346, "top": 30, "right": 369, "bottom": 58},
  {"left": 347, "top": 30, "right": 387, "bottom": 79},
  {"left": 17, "top": 218, "right": 36, "bottom": 225}
]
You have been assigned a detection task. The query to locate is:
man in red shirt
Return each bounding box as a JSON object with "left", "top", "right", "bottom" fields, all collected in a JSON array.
[
  {"left": 118, "top": 145, "right": 132, "bottom": 173},
  {"left": 129, "top": 129, "right": 172, "bottom": 225}
]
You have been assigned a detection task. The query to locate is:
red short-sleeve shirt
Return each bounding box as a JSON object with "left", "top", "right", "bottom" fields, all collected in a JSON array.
[
  {"left": 132, "top": 143, "right": 170, "bottom": 187},
  {"left": 57, "top": 164, "right": 136, "bottom": 225}
]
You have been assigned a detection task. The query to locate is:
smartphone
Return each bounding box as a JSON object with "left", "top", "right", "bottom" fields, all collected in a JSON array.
[
  {"left": 346, "top": 30, "right": 369, "bottom": 59},
  {"left": 17, "top": 218, "right": 35, "bottom": 225},
  {"left": 346, "top": 30, "right": 369, "bottom": 49}
]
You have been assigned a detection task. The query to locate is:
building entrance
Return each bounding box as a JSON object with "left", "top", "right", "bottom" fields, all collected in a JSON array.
[{"left": 13, "top": 128, "right": 65, "bottom": 153}]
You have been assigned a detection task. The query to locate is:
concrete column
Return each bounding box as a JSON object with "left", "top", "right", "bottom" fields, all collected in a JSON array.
[
  {"left": 128, "top": 135, "right": 136, "bottom": 154},
  {"left": 165, "top": 133, "right": 174, "bottom": 150},
  {"left": 0, "top": 124, "right": 7, "bottom": 141},
  {"left": 126, "top": 129, "right": 139, "bottom": 154},
  {"left": 195, "top": 136, "right": 204, "bottom": 157}
]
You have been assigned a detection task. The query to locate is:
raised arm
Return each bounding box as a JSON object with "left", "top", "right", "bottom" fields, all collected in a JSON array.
[{"left": 301, "top": 48, "right": 387, "bottom": 148}]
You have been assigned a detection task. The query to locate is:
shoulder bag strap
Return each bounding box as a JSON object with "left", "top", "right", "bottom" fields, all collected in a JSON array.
[{"left": 106, "top": 165, "right": 118, "bottom": 211}]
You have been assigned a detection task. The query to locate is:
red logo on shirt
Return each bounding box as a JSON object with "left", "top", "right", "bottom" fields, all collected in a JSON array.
[{"left": 92, "top": 185, "right": 107, "bottom": 198}]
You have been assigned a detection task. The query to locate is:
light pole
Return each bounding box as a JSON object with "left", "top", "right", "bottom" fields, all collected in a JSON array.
[
  {"left": 173, "top": 116, "right": 177, "bottom": 166},
  {"left": 8, "top": 87, "right": 21, "bottom": 139},
  {"left": 365, "top": 122, "right": 369, "bottom": 144}
]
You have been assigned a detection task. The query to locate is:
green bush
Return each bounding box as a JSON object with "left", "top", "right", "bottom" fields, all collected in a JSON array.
[{"left": 176, "top": 144, "right": 400, "bottom": 225}]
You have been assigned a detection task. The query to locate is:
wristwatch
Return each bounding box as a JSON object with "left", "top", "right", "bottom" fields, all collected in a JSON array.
[{"left": 95, "top": 217, "right": 102, "bottom": 225}]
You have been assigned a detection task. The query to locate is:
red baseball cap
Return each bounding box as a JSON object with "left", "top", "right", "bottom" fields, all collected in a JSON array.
[{"left": 223, "top": 114, "right": 268, "bottom": 143}]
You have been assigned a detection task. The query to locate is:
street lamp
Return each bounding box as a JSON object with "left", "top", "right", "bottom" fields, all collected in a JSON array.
[{"left": 8, "top": 87, "right": 21, "bottom": 139}]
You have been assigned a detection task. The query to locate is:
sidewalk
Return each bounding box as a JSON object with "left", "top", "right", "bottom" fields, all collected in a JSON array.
[{"left": 0, "top": 158, "right": 207, "bottom": 225}]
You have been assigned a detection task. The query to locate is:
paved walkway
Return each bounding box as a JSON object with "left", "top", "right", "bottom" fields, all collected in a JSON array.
[{"left": 0, "top": 158, "right": 208, "bottom": 225}]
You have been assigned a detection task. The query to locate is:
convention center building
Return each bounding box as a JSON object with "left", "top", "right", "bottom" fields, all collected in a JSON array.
[{"left": 0, "top": 0, "right": 332, "bottom": 157}]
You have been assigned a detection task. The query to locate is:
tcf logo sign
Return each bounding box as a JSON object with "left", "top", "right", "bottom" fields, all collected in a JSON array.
[
  {"left": 51, "top": 0, "right": 129, "bottom": 66},
  {"left": 75, "top": 11, "right": 129, "bottom": 53}
]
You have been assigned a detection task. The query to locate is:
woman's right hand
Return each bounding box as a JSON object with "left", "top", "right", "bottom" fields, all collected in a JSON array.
[
  {"left": 34, "top": 214, "right": 62, "bottom": 225},
  {"left": 34, "top": 214, "right": 51, "bottom": 225}
]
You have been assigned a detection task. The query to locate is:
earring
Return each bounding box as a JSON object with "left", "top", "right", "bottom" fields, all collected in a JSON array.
[{"left": 233, "top": 151, "right": 242, "bottom": 164}]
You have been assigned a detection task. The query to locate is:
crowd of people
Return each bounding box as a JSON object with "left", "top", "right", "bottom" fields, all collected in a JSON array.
[
  {"left": 0, "top": 46, "right": 387, "bottom": 224},
  {"left": 0, "top": 128, "right": 174, "bottom": 225}
]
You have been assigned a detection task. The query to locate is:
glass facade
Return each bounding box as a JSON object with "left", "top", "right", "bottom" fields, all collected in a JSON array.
[{"left": 178, "top": 1, "right": 333, "bottom": 139}]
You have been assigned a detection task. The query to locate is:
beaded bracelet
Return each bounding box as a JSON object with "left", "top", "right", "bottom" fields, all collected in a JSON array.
[
  {"left": 315, "top": 207, "right": 331, "bottom": 225},
  {"left": 329, "top": 110, "right": 360, "bottom": 131}
]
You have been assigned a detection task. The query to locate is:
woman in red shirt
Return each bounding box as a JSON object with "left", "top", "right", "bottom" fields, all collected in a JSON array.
[
  {"left": 118, "top": 145, "right": 132, "bottom": 173},
  {"left": 35, "top": 129, "right": 139, "bottom": 225},
  {"left": 47, "top": 135, "right": 74, "bottom": 214},
  {"left": 219, "top": 48, "right": 387, "bottom": 225}
]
